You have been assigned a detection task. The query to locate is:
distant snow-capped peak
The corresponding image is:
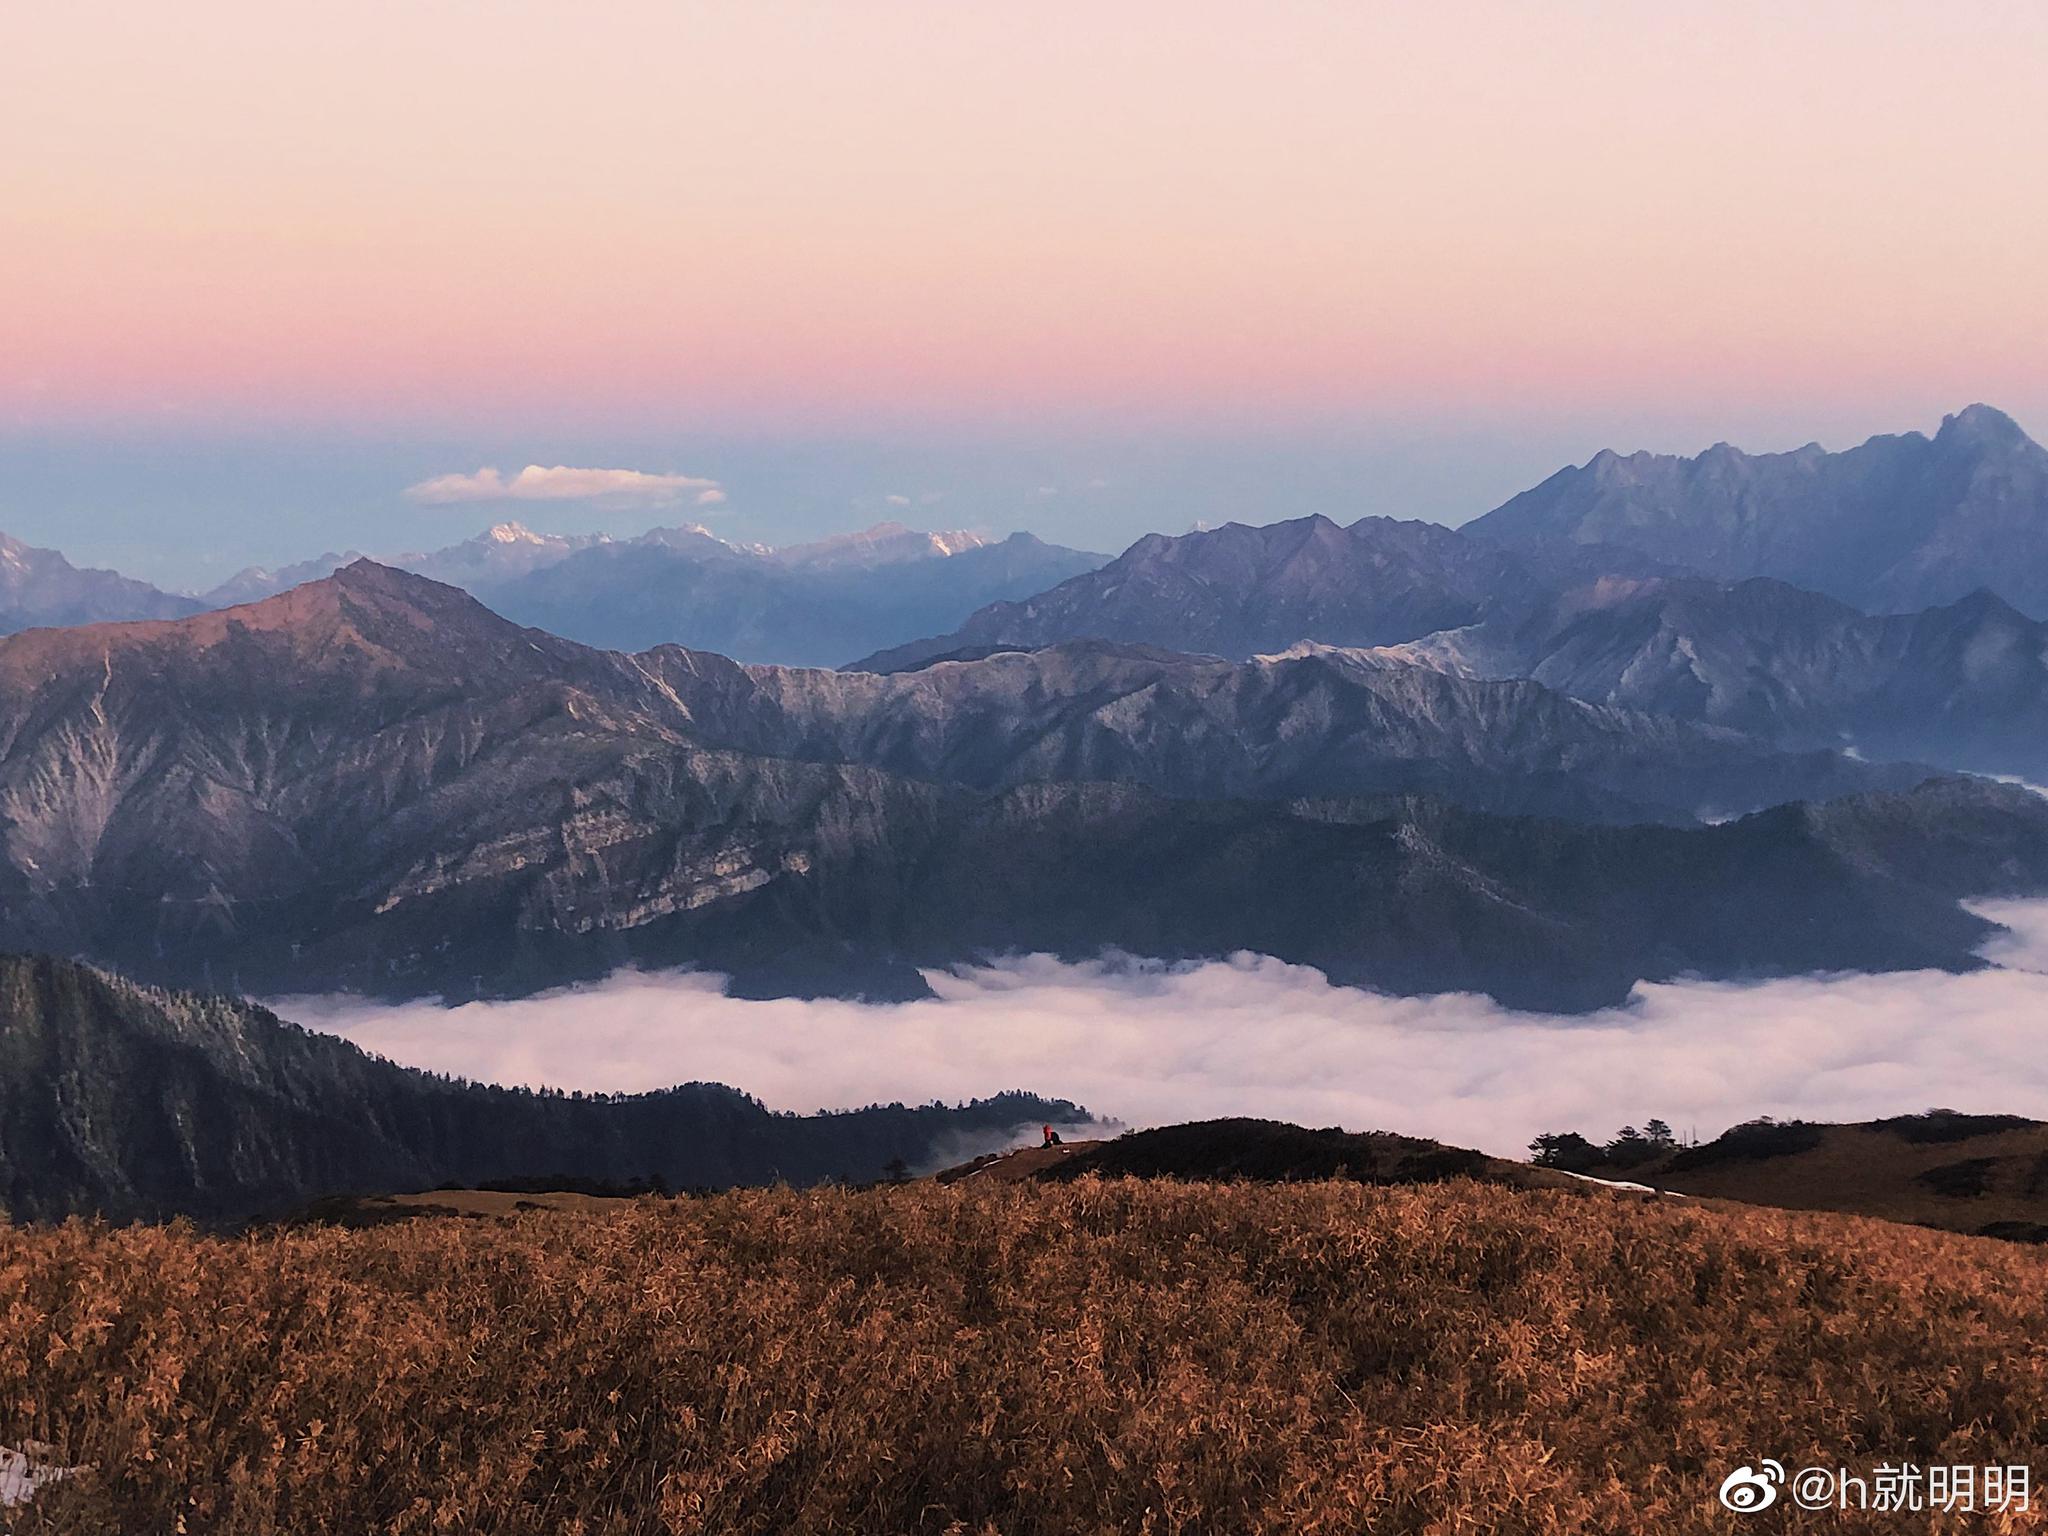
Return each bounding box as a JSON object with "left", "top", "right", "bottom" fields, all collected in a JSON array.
[
  {"left": 480, "top": 521, "right": 584, "bottom": 547},
  {"left": 769, "top": 522, "right": 995, "bottom": 570},
  {"left": 925, "top": 529, "right": 993, "bottom": 558}
]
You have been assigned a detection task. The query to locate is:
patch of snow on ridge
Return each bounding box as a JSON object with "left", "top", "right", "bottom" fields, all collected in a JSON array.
[{"left": 1557, "top": 1169, "right": 1679, "bottom": 1196}]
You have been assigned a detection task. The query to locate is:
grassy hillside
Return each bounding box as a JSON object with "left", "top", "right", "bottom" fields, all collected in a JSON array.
[
  {"left": 933, "top": 1120, "right": 1570, "bottom": 1191},
  {"left": 1035, "top": 1117, "right": 1564, "bottom": 1188},
  {"left": 3, "top": 1179, "right": 2044, "bottom": 1532},
  {"left": 1537, "top": 1111, "right": 2048, "bottom": 1241}
]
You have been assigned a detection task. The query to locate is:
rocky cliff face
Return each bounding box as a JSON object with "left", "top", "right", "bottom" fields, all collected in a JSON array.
[
  {"left": 1400, "top": 577, "right": 2048, "bottom": 779},
  {"left": 1462, "top": 405, "right": 2048, "bottom": 617}
]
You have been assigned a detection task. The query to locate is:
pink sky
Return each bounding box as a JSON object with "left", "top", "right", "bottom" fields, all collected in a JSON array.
[{"left": 4, "top": 0, "right": 2045, "bottom": 434}]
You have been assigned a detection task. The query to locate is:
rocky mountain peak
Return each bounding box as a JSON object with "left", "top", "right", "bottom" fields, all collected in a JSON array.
[
  {"left": 1937, "top": 403, "right": 2030, "bottom": 448},
  {"left": 0, "top": 530, "right": 204, "bottom": 631},
  {"left": 1927, "top": 585, "right": 2030, "bottom": 627}
]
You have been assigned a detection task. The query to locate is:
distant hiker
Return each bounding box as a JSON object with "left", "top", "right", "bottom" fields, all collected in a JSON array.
[{"left": 1042, "top": 1125, "right": 1062, "bottom": 1148}]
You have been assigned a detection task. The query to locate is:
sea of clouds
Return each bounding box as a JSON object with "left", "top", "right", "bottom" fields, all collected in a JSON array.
[{"left": 276, "top": 898, "right": 2048, "bottom": 1162}]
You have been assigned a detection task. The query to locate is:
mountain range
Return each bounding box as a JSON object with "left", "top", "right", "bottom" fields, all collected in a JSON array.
[
  {"left": 675, "top": 635, "right": 1918, "bottom": 824},
  {"left": 7, "top": 403, "right": 2044, "bottom": 671},
  {"left": 6, "top": 410, "right": 2048, "bottom": 1230},
  {"left": 0, "top": 531, "right": 205, "bottom": 634},
  {"left": 0, "top": 953, "right": 1077, "bottom": 1222},
  {"left": 1464, "top": 404, "right": 2048, "bottom": 616},
  {"left": 202, "top": 519, "right": 1106, "bottom": 666},
  {"left": 851, "top": 413, "right": 2048, "bottom": 785},
  {"left": 0, "top": 561, "right": 2039, "bottom": 1011},
  {"left": 480, "top": 526, "right": 1104, "bottom": 664},
  {"left": 1394, "top": 576, "right": 2048, "bottom": 779},
  {"left": 853, "top": 513, "right": 1627, "bottom": 671},
  {"left": 854, "top": 408, "right": 2048, "bottom": 672},
  {"left": 197, "top": 520, "right": 605, "bottom": 606}
]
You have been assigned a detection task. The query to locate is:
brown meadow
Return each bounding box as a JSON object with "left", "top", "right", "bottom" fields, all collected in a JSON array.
[{"left": 2, "top": 1179, "right": 2045, "bottom": 1534}]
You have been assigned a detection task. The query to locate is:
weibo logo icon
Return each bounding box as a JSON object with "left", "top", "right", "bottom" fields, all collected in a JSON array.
[{"left": 1718, "top": 1461, "right": 1787, "bottom": 1512}]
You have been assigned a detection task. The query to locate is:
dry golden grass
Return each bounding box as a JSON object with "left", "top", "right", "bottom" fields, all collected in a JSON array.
[
  {"left": 3, "top": 1179, "right": 2045, "bottom": 1534},
  {"left": 1646, "top": 1120, "right": 2048, "bottom": 1237}
]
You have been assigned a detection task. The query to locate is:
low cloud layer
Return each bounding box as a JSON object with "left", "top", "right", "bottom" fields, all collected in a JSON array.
[
  {"left": 278, "top": 901, "right": 2048, "bottom": 1161},
  {"left": 405, "top": 465, "right": 722, "bottom": 506}
]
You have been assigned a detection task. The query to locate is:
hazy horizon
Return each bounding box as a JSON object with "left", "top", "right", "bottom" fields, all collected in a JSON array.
[
  {"left": 6, "top": 2, "right": 2044, "bottom": 586},
  {"left": 4, "top": 400, "right": 2038, "bottom": 592}
]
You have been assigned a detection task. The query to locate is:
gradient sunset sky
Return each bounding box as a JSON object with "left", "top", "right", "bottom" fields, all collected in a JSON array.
[{"left": 4, "top": 0, "right": 2044, "bottom": 586}]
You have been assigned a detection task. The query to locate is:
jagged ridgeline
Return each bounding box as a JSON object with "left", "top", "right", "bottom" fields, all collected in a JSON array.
[
  {"left": 4, "top": 560, "right": 2048, "bottom": 1012},
  {"left": 0, "top": 955, "right": 1077, "bottom": 1223},
  {"left": 865, "top": 405, "right": 2048, "bottom": 672}
]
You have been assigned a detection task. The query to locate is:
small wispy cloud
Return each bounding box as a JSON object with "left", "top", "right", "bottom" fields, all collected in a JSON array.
[
  {"left": 885, "top": 493, "right": 913, "bottom": 507},
  {"left": 405, "top": 465, "right": 723, "bottom": 507}
]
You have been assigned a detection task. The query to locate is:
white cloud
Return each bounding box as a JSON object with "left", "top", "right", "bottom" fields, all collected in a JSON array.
[
  {"left": 405, "top": 465, "right": 722, "bottom": 507},
  {"left": 1972, "top": 895, "right": 2048, "bottom": 972},
  {"left": 885, "top": 493, "right": 913, "bottom": 508},
  {"left": 277, "top": 902, "right": 2048, "bottom": 1161}
]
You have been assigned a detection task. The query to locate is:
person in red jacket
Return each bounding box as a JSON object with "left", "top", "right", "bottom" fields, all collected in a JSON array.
[{"left": 1041, "top": 1124, "right": 1062, "bottom": 1148}]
